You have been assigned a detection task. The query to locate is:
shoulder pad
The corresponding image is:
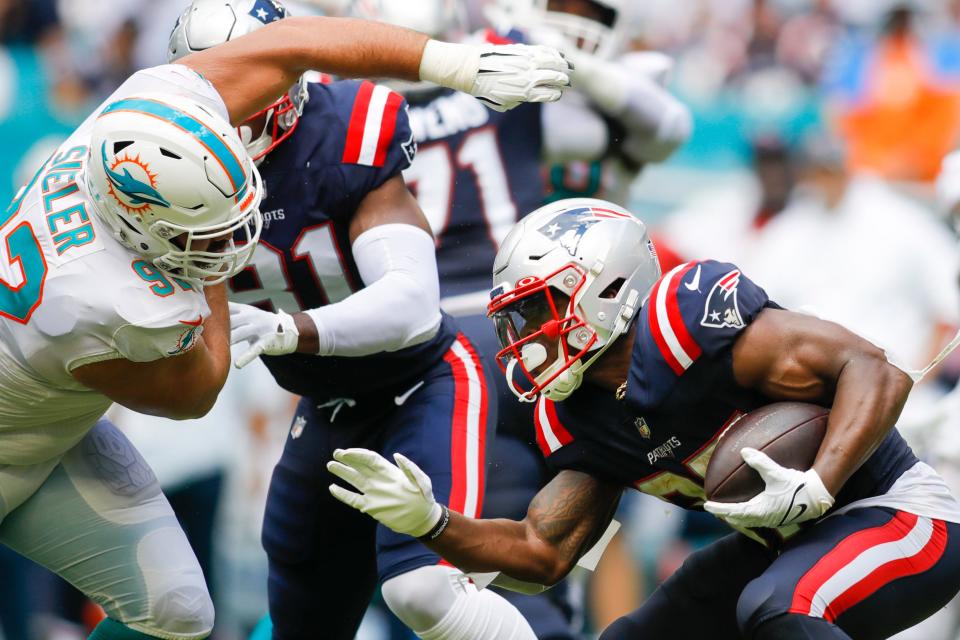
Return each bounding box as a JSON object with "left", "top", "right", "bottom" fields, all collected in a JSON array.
[{"left": 629, "top": 260, "right": 770, "bottom": 407}]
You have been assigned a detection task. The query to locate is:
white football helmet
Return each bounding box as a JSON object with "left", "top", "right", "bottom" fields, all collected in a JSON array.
[
  {"left": 490, "top": 0, "right": 634, "bottom": 60},
  {"left": 488, "top": 198, "right": 661, "bottom": 402},
  {"left": 86, "top": 92, "right": 263, "bottom": 285},
  {"left": 168, "top": 0, "right": 308, "bottom": 163}
]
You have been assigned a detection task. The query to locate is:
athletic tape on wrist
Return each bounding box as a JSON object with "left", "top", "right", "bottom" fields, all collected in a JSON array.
[{"left": 419, "top": 40, "right": 478, "bottom": 94}]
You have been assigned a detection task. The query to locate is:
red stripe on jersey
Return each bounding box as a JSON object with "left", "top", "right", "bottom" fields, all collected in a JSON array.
[
  {"left": 664, "top": 262, "right": 703, "bottom": 365},
  {"left": 534, "top": 397, "right": 574, "bottom": 457},
  {"left": 545, "top": 400, "right": 573, "bottom": 446},
  {"left": 534, "top": 398, "right": 551, "bottom": 457},
  {"left": 373, "top": 90, "right": 404, "bottom": 168},
  {"left": 342, "top": 81, "right": 375, "bottom": 164},
  {"left": 646, "top": 274, "right": 685, "bottom": 376}
]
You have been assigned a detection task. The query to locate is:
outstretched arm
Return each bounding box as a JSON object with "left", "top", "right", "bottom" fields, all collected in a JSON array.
[
  {"left": 429, "top": 470, "right": 621, "bottom": 584},
  {"left": 180, "top": 17, "right": 570, "bottom": 124},
  {"left": 326, "top": 448, "right": 622, "bottom": 585}
]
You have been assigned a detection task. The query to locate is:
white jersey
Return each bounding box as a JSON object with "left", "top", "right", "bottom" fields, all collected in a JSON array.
[{"left": 0, "top": 65, "right": 226, "bottom": 465}]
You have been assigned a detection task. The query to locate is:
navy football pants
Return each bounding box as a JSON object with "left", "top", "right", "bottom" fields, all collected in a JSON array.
[
  {"left": 261, "top": 334, "right": 493, "bottom": 640},
  {"left": 600, "top": 507, "right": 960, "bottom": 640}
]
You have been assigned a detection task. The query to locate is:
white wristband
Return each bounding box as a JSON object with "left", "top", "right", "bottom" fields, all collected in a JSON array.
[{"left": 419, "top": 39, "right": 479, "bottom": 94}]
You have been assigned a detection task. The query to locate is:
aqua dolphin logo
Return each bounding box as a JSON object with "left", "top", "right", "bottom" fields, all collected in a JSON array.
[{"left": 101, "top": 142, "right": 170, "bottom": 209}]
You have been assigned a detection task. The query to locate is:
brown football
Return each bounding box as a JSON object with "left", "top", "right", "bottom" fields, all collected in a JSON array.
[{"left": 704, "top": 402, "right": 829, "bottom": 504}]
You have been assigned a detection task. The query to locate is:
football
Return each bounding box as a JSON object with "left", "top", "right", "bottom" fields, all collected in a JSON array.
[{"left": 704, "top": 402, "right": 830, "bottom": 504}]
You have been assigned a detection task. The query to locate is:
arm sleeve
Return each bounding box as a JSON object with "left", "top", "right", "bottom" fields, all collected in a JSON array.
[{"left": 304, "top": 223, "right": 442, "bottom": 356}]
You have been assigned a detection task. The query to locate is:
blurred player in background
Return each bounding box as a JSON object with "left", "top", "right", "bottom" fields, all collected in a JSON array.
[
  {"left": 167, "top": 1, "right": 573, "bottom": 639},
  {"left": 348, "top": 0, "right": 691, "bottom": 636},
  {"left": 330, "top": 197, "right": 960, "bottom": 640},
  {"left": 1, "top": 4, "right": 570, "bottom": 639}
]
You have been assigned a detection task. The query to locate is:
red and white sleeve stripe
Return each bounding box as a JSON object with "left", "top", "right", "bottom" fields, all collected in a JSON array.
[
  {"left": 647, "top": 262, "right": 703, "bottom": 376},
  {"left": 534, "top": 397, "right": 574, "bottom": 457},
  {"left": 342, "top": 81, "right": 405, "bottom": 168}
]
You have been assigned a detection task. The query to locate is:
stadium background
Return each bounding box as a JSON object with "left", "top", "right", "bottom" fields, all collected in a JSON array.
[{"left": 3, "top": 0, "right": 960, "bottom": 638}]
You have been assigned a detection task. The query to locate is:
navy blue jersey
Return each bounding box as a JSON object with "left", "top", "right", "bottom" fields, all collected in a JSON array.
[
  {"left": 534, "top": 261, "right": 918, "bottom": 546},
  {"left": 404, "top": 88, "right": 544, "bottom": 298},
  {"left": 228, "top": 80, "right": 456, "bottom": 400}
]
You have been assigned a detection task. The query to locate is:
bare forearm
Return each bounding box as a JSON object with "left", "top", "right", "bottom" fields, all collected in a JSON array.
[
  {"left": 182, "top": 17, "right": 426, "bottom": 124},
  {"left": 426, "top": 513, "right": 566, "bottom": 583},
  {"left": 202, "top": 283, "right": 231, "bottom": 384},
  {"left": 427, "top": 470, "right": 621, "bottom": 584},
  {"left": 813, "top": 354, "right": 913, "bottom": 495}
]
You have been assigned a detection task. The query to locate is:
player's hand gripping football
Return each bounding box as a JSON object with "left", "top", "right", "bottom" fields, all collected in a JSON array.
[
  {"left": 328, "top": 448, "right": 445, "bottom": 538},
  {"left": 704, "top": 448, "right": 834, "bottom": 529},
  {"left": 229, "top": 302, "right": 300, "bottom": 368},
  {"left": 420, "top": 40, "right": 571, "bottom": 112}
]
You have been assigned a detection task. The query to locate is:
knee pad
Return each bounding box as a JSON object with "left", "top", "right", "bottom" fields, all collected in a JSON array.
[
  {"left": 128, "top": 528, "right": 215, "bottom": 639},
  {"left": 381, "top": 565, "right": 462, "bottom": 631},
  {"left": 381, "top": 565, "right": 536, "bottom": 640}
]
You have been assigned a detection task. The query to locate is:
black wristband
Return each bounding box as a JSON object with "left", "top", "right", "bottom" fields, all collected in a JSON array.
[{"left": 420, "top": 504, "right": 450, "bottom": 541}]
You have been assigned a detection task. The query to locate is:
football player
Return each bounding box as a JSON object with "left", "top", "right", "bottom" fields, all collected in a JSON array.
[
  {"left": 329, "top": 198, "right": 960, "bottom": 639},
  {"left": 347, "top": 0, "right": 691, "bottom": 636},
  {"left": 0, "top": 6, "right": 570, "bottom": 640},
  {"left": 167, "top": 1, "right": 563, "bottom": 639}
]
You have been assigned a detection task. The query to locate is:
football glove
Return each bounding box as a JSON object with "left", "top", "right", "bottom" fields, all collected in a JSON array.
[
  {"left": 703, "top": 448, "right": 834, "bottom": 529},
  {"left": 328, "top": 448, "right": 443, "bottom": 539},
  {"left": 420, "top": 40, "right": 571, "bottom": 112},
  {"left": 229, "top": 302, "right": 300, "bottom": 368}
]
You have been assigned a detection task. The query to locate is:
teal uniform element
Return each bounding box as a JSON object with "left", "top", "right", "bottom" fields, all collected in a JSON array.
[
  {"left": 545, "top": 160, "right": 604, "bottom": 203},
  {"left": 0, "top": 157, "right": 50, "bottom": 323}
]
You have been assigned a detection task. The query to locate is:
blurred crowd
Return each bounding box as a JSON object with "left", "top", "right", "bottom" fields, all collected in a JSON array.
[{"left": 3, "top": 0, "right": 960, "bottom": 638}]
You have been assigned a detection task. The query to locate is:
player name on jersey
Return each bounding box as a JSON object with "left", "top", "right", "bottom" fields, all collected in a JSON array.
[
  {"left": 407, "top": 91, "right": 491, "bottom": 143},
  {"left": 39, "top": 146, "right": 97, "bottom": 259}
]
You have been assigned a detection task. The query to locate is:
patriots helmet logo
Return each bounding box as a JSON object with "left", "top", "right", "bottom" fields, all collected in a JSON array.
[
  {"left": 537, "top": 206, "right": 632, "bottom": 257},
  {"left": 701, "top": 269, "right": 744, "bottom": 329},
  {"left": 250, "top": 0, "right": 287, "bottom": 23},
  {"left": 101, "top": 142, "right": 170, "bottom": 213}
]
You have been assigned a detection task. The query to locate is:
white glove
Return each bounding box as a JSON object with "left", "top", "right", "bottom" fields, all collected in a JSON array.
[
  {"left": 328, "top": 448, "right": 444, "bottom": 538},
  {"left": 229, "top": 302, "right": 300, "bottom": 369},
  {"left": 419, "top": 39, "right": 571, "bottom": 112},
  {"left": 704, "top": 448, "right": 835, "bottom": 529}
]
